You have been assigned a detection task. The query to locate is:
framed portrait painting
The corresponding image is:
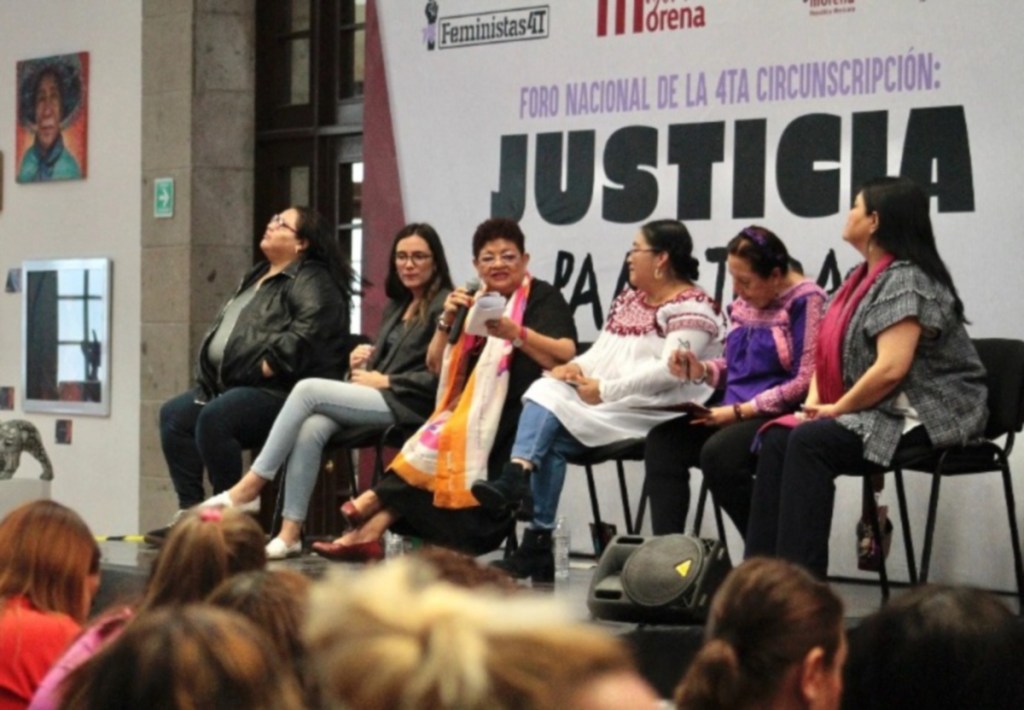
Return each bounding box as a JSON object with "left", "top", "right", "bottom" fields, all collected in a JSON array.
[{"left": 15, "top": 52, "right": 89, "bottom": 183}]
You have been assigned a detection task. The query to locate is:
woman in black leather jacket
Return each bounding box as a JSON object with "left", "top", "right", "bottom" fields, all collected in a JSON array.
[{"left": 148, "top": 207, "right": 354, "bottom": 543}]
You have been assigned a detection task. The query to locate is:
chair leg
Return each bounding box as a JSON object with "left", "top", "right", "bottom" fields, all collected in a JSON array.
[
  {"left": 346, "top": 448, "right": 358, "bottom": 501},
  {"left": 712, "top": 495, "right": 727, "bottom": 544},
  {"left": 999, "top": 460, "right": 1024, "bottom": 614},
  {"left": 270, "top": 464, "right": 287, "bottom": 538},
  {"left": 894, "top": 468, "right": 917, "bottom": 585},
  {"left": 615, "top": 459, "right": 636, "bottom": 534},
  {"left": 692, "top": 473, "right": 708, "bottom": 535},
  {"left": 919, "top": 467, "right": 945, "bottom": 583},
  {"left": 503, "top": 523, "right": 519, "bottom": 559},
  {"left": 371, "top": 441, "right": 386, "bottom": 489},
  {"left": 864, "top": 476, "right": 890, "bottom": 602},
  {"left": 585, "top": 463, "right": 604, "bottom": 530},
  {"left": 634, "top": 478, "right": 649, "bottom": 532}
]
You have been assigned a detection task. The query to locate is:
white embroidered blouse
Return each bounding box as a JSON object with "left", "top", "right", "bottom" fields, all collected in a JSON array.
[{"left": 523, "top": 286, "right": 726, "bottom": 446}]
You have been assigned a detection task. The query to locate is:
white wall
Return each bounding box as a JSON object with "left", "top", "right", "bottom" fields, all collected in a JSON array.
[{"left": 0, "top": 1, "right": 142, "bottom": 535}]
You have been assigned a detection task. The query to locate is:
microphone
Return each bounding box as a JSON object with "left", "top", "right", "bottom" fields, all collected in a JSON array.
[{"left": 448, "top": 278, "right": 481, "bottom": 344}]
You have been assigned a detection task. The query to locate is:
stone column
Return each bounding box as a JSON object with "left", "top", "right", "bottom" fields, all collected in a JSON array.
[{"left": 139, "top": 0, "right": 255, "bottom": 532}]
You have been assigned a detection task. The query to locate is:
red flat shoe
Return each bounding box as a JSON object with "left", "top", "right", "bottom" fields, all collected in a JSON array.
[
  {"left": 312, "top": 539, "right": 384, "bottom": 563},
  {"left": 339, "top": 500, "right": 365, "bottom": 531}
]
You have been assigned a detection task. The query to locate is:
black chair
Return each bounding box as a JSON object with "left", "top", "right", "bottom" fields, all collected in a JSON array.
[
  {"left": 691, "top": 475, "right": 729, "bottom": 546},
  {"left": 567, "top": 438, "right": 648, "bottom": 552},
  {"left": 566, "top": 439, "right": 728, "bottom": 555},
  {"left": 866, "top": 338, "right": 1024, "bottom": 608}
]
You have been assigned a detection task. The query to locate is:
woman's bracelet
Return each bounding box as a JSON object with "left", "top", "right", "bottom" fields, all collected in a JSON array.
[
  {"left": 436, "top": 314, "right": 452, "bottom": 333},
  {"left": 733, "top": 403, "right": 744, "bottom": 421},
  {"left": 692, "top": 362, "right": 708, "bottom": 385}
]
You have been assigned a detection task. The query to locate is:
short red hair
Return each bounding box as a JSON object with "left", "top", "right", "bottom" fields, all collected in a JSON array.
[{"left": 0, "top": 500, "right": 99, "bottom": 622}]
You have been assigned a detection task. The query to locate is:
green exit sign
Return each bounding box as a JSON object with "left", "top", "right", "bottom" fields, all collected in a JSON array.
[{"left": 154, "top": 177, "right": 174, "bottom": 219}]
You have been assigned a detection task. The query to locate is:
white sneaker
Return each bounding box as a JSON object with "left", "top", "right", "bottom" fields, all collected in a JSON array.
[
  {"left": 265, "top": 537, "right": 302, "bottom": 560},
  {"left": 199, "top": 490, "right": 261, "bottom": 514}
]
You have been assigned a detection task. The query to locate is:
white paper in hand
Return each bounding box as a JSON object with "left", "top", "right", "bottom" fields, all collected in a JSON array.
[{"left": 465, "top": 292, "right": 508, "bottom": 336}]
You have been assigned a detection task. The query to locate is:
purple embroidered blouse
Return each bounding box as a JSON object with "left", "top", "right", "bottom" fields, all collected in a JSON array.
[{"left": 704, "top": 279, "right": 827, "bottom": 415}]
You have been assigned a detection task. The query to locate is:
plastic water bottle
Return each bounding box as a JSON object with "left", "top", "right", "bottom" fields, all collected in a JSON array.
[
  {"left": 384, "top": 531, "right": 404, "bottom": 559},
  {"left": 553, "top": 517, "right": 571, "bottom": 581}
]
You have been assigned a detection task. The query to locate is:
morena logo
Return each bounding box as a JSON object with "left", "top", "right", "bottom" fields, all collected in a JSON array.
[
  {"left": 597, "top": 0, "right": 706, "bottom": 37},
  {"left": 803, "top": 0, "right": 857, "bottom": 17}
]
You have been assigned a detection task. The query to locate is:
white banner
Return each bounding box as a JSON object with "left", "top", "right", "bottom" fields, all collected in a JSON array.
[{"left": 378, "top": 0, "right": 1024, "bottom": 588}]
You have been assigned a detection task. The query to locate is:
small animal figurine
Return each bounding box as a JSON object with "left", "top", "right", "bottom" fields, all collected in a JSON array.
[{"left": 0, "top": 419, "right": 54, "bottom": 481}]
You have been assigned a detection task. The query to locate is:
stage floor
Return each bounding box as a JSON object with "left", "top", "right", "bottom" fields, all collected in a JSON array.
[
  {"left": 93, "top": 539, "right": 933, "bottom": 621},
  {"left": 94, "top": 540, "right": 1020, "bottom": 698}
]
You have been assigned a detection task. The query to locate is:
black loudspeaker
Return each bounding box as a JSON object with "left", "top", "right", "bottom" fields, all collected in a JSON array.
[{"left": 587, "top": 534, "right": 733, "bottom": 625}]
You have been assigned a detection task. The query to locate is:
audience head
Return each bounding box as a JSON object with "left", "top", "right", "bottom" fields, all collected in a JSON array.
[
  {"left": 305, "top": 558, "right": 654, "bottom": 709},
  {"left": 385, "top": 223, "right": 455, "bottom": 310},
  {"left": 842, "top": 584, "right": 1024, "bottom": 710},
  {"left": 410, "top": 546, "right": 519, "bottom": 593},
  {"left": 471, "top": 218, "right": 530, "bottom": 296},
  {"left": 0, "top": 500, "right": 99, "bottom": 622},
  {"left": 726, "top": 225, "right": 793, "bottom": 308},
  {"left": 139, "top": 507, "right": 266, "bottom": 613},
  {"left": 207, "top": 569, "right": 313, "bottom": 699},
  {"left": 639, "top": 219, "right": 700, "bottom": 282},
  {"left": 675, "top": 557, "right": 846, "bottom": 710},
  {"left": 58, "top": 605, "right": 303, "bottom": 710},
  {"left": 850, "top": 176, "right": 963, "bottom": 320}
]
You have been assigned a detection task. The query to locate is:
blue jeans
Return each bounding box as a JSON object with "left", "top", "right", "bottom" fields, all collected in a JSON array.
[
  {"left": 511, "top": 401, "right": 587, "bottom": 530},
  {"left": 250, "top": 378, "right": 394, "bottom": 522},
  {"left": 159, "top": 387, "right": 285, "bottom": 508}
]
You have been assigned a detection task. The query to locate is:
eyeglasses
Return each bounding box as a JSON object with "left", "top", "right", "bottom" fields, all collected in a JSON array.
[
  {"left": 477, "top": 252, "right": 521, "bottom": 267},
  {"left": 269, "top": 213, "right": 299, "bottom": 235},
  {"left": 625, "top": 247, "right": 658, "bottom": 259},
  {"left": 396, "top": 252, "right": 433, "bottom": 265}
]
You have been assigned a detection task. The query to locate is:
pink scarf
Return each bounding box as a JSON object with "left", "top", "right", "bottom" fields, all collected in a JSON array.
[{"left": 815, "top": 254, "right": 895, "bottom": 404}]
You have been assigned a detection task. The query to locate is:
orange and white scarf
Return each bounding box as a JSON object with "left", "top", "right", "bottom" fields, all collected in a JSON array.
[{"left": 390, "top": 274, "right": 532, "bottom": 508}]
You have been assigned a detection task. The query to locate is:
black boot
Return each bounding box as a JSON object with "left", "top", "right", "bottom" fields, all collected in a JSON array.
[
  {"left": 493, "top": 528, "right": 553, "bottom": 584},
  {"left": 472, "top": 461, "right": 531, "bottom": 513}
]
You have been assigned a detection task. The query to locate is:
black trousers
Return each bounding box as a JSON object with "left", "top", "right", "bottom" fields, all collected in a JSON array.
[
  {"left": 745, "top": 419, "right": 929, "bottom": 578},
  {"left": 644, "top": 415, "right": 769, "bottom": 537},
  {"left": 159, "top": 388, "right": 285, "bottom": 508}
]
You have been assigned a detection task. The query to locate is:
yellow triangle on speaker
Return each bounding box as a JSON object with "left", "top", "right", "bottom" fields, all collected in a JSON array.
[{"left": 675, "top": 559, "right": 693, "bottom": 578}]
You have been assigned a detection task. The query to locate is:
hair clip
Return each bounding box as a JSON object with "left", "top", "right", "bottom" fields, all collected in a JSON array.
[
  {"left": 198, "top": 507, "right": 223, "bottom": 523},
  {"left": 742, "top": 227, "right": 787, "bottom": 265},
  {"left": 741, "top": 227, "right": 768, "bottom": 248}
]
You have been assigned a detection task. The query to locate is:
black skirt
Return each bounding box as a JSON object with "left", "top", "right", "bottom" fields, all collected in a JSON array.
[{"left": 374, "top": 472, "right": 514, "bottom": 556}]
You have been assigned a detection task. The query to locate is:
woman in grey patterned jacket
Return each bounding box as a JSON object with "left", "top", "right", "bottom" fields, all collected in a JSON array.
[{"left": 745, "top": 176, "right": 987, "bottom": 578}]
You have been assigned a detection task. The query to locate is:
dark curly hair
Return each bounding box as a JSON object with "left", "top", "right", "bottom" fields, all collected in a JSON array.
[
  {"left": 472, "top": 218, "right": 525, "bottom": 257},
  {"left": 19, "top": 56, "right": 84, "bottom": 126}
]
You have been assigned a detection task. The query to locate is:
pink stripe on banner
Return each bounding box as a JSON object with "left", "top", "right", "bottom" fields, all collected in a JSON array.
[{"left": 363, "top": 0, "right": 406, "bottom": 335}]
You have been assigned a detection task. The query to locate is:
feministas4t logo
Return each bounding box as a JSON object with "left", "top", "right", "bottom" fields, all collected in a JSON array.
[
  {"left": 597, "top": 0, "right": 706, "bottom": 37},
  {"left": 423, "top": 1, "right": 550, "bottom": 51}
]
